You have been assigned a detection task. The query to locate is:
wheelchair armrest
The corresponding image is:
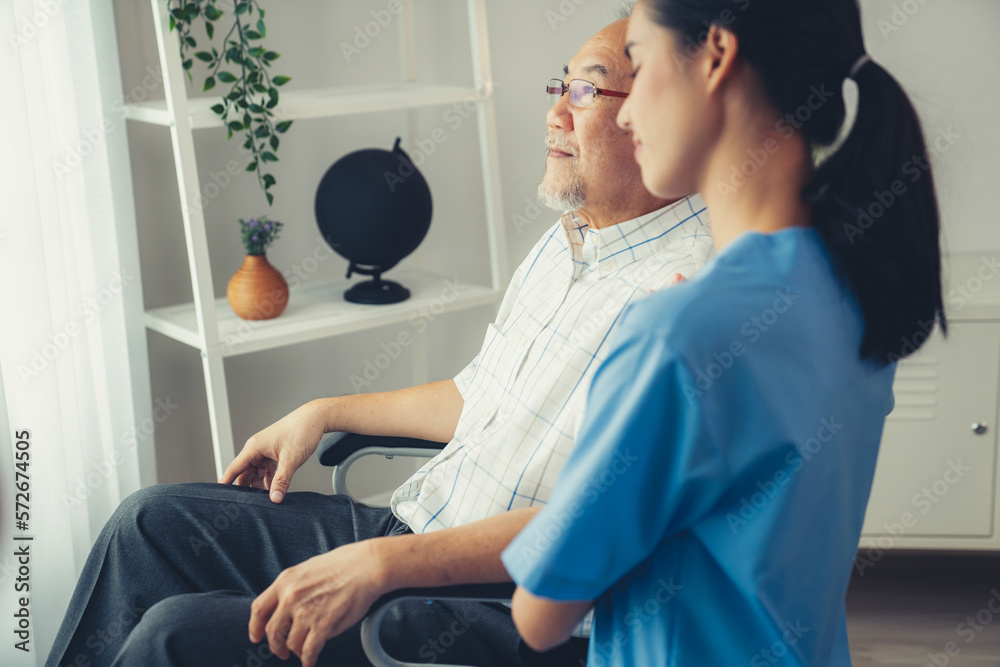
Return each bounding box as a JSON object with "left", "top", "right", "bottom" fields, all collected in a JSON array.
[
  {"left": 317, "top": 432, "right": 448, "bottom": 467},
  {"left": 360, "top": 583, "right": 518, "bottom": 667}
]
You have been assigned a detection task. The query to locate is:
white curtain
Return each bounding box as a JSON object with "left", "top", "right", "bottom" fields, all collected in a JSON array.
[{"left": 0, "top": 0, "right": 153, "bottom": 663}]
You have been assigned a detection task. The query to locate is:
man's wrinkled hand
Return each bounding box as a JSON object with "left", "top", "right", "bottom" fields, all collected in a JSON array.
[
  {"left": 219, "top": 400, "right": 327, "bottom": 503},
  {"left": 248, "top": 541, "right": 386, "bottom": 667}
]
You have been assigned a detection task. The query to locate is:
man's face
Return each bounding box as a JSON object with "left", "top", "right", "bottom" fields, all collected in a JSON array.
[{"left": 538, "top": 20, "right": 645, "bottom": 215}]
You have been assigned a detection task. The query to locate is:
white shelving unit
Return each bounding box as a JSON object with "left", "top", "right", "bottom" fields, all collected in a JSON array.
[{"left": 125, "top": 0, "right": 508, "bottom": 478}]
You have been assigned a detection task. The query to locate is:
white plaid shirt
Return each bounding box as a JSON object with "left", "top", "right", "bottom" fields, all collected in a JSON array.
[{"left": 391, "top": 195, "right": 713, "bottom": 534}]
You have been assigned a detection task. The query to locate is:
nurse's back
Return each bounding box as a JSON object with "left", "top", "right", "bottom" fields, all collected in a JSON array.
[{"left": 601, "top": 225, "right": 895, "bottom": 665}]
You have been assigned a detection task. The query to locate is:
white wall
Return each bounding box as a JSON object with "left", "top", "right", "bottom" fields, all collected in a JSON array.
[{"left": 111, "top": 0, "right": 999, "bottom": 497}]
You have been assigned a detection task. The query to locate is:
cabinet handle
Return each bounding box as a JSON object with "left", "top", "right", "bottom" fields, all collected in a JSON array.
[{"left": 972, "top": 422, "right": 988, "bottom": 435}]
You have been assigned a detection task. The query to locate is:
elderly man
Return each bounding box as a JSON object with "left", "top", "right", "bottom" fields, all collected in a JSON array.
[{"left": 47, "top": 15, "right": 711, "bottom": 667}]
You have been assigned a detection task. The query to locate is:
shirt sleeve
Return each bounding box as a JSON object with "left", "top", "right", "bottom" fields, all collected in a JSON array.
[
  {"left": 502, "top": 319, "right": 728, "bottom": 601},
  {"left": 452, "top": 353, "right": 480, "bottom": 399}
]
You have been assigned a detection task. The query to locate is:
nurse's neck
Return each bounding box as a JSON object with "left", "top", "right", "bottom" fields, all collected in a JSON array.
[{"left": 699, "top": 111, "right": 813, "bottom": 253}]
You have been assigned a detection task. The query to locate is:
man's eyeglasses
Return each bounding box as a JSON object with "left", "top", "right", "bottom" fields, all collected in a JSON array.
[{"left": 547, "top": 78, "right": 629, "bottom": 108}]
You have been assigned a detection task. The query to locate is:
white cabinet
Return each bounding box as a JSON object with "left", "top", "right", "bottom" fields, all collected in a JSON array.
[{"left": 860, "top": 256, "right": 1000, "bottom": 550}]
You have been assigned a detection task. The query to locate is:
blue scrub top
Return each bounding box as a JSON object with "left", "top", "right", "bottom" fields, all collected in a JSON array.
[{"left": 502, "top": 227, "right": 896, "bottom": 666}]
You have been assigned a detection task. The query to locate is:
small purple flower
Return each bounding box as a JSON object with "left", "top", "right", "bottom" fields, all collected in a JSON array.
[
  {"left": 263, "top": 224, "right": 271, "bottom": 232},
  {"left": 252, "top": 234, "right": 260, "bottom": 242},
  {"left": 247, "top": 219, "right": 257, "bottom": 228}
]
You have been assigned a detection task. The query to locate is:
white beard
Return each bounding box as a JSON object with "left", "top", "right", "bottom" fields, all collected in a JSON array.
[{"left": 537, "top": 164, "right": 585, "bottom": 211}]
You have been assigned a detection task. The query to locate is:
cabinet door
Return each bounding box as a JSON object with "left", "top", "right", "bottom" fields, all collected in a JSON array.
[{"left": 862, "top": 322, "right": 999, "bottom": 538}]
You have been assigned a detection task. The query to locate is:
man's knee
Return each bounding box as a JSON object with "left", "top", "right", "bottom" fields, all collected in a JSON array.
[{"left": 114, "top": 593, "right": 260, "bottom": 666}]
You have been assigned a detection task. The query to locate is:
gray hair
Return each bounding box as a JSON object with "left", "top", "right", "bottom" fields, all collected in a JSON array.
[{"left": 616, "top": 1, "right": 637, "bottom": 19}]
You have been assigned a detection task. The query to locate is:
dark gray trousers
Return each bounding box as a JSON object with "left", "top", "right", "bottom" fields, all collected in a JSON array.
[{"left": 45, "top": 483, "right": 587, "bottom": 667}]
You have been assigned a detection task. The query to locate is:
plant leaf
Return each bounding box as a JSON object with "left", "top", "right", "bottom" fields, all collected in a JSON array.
[
  {"left": 211, "top": 103, "right": 225, "bottom": 114},
  {"left": 274, "top": 120, "right": 292, "bottom": 133},
  {"left": 203, "top": 76, "right": 216, "bottom": 92},
  {"left": 217, "top": 71, "right": 237, "bottom": 83},
  {"left": 228, "top": 121, "right": 244, "bottom": 132},
  {"left": 205, "top": 4, "right": 224, "bottom": 20},
  {"left": 272, "top": 75, "right": 291, "bottom": 86},
  {"left": 246, "top": 160, "right": 257, "bottom": 172},
  {"left": 195, "top": 50, "right": 213, "bottom": 62},
  {"left": 266, "top": 191, "right": 274, "bottom": 206},
  {"left": 263, "top": 174, "right": 276, "bottom": 187},
  {"left": 257, "top": 19, "right": 266, "bottom": 37},
  {"left": 263, "top": 51, "right": 279, "bottom": 61},
  {"left": 245, "top": 30, "right": 262, "bottom": 40},
  {"left": 269, "top": 135, "right": 279, "bottom": 150},
  {"left": 261, "top": 151, "right": 278, "bottom": 162},
  {"left": 205, "top": 21, "right": 214, "bottom": 39}
]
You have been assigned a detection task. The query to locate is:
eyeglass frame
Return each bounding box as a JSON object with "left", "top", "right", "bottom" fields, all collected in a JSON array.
[{"left": 546, "top": 78, "right": 629, "bottom": 108}]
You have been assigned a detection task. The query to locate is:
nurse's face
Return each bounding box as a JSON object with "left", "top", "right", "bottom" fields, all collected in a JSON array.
[{"left": 617, "top": 0, "right": 718, "bottom": 200}]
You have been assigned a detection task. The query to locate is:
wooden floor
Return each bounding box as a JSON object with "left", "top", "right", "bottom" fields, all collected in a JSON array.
[{"left": 846, "top": 553, "right": 1000, "bottom": 666}]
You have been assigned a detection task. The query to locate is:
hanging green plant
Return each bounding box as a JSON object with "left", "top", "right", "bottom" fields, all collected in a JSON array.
[{"left": 167, "top": 0, "right": 293, "bottom": 206}]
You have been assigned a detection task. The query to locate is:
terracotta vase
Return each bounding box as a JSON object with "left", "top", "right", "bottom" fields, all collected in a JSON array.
[{"left": 226, "top": 254, "right": 289, "bottom": 321}]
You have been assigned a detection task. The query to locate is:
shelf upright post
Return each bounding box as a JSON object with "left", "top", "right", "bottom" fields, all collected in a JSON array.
[
  {"left": 398, "top": 0, "right": 430, "bottom": 388},
  {"left": 467, "top": 0, "right": 508, "bottom": 293},
  {"left": 150, "top": 0, "right": 236, "bottom": 478}
]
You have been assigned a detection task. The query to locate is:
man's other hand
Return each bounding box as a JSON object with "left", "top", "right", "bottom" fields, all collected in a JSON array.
[
  {"left": 248, "top": 540, "right": 386, "bottom": 667},
  {"left": 219, "top": 400, "right": 327, "bottom": 503}
]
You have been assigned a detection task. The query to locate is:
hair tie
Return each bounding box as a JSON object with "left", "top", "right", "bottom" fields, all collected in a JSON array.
[{"left": 848, "top": 54, "right": 872, "bottom": 80}]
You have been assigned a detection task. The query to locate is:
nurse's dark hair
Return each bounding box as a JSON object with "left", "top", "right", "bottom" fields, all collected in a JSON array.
[{"left": 641, "top": 0, "right": 946, "bottom": 364}]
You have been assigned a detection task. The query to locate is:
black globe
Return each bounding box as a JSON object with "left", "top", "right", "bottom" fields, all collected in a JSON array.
[{"left": 315, "top": 137, "right": 432, "bottom": 304}]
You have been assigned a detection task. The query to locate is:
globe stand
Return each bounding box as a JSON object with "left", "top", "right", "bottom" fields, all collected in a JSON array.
[{"left": 344, "top": 263, "right": 410, "bottom": 305}]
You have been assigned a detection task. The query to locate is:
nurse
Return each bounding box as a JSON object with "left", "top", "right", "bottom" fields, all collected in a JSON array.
[{"left": 502, "top": 0, "right": 946, "bottom": 664}]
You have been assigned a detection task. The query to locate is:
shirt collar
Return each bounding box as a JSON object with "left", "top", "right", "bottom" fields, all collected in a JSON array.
[{"left": 558, "top": 193, "right": 710, "bottom": 277}]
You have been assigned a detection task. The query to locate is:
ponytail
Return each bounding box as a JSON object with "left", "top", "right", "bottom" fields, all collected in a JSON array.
[
  {"left": 806, "top": 59, "right": 946, "bottom": 363},
  {"left": 645, "top": 0, "right": 947, "bottom": 364}
]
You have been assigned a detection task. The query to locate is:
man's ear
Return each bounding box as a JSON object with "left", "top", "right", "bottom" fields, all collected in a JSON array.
[{"left": 702, "top": 23, "right": 740, "bottom": 94}]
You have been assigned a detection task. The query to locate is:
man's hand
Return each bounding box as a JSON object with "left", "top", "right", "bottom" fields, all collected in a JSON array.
[
  {"left": 248, "top": 540, "right": 386, "bottom": 667},
  {"left": 219, "top": 400, "right": 327, "bottom": 503}
]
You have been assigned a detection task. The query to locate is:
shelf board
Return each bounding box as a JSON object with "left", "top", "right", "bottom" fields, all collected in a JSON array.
[
  {"left": 144, "top": 268, "right": 499, "bottom": 357},
  {"left": 124, "top": 83, "right": 482, "bottom": 128}
]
